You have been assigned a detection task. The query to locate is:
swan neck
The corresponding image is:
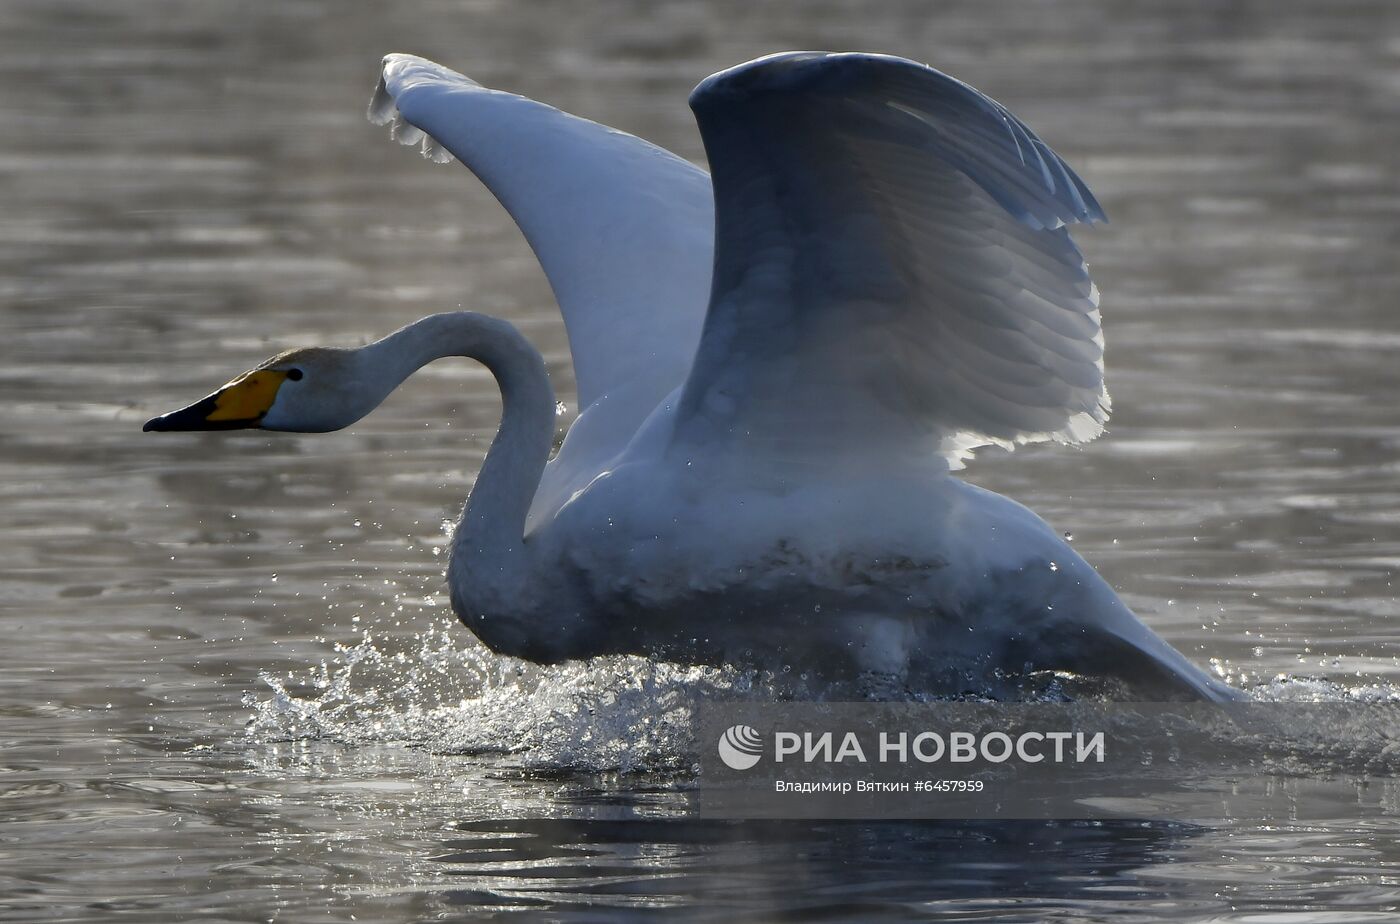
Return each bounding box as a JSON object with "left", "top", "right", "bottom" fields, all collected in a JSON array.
[{"left": 367, "top": 312, "right": 555, "bottom": 556}]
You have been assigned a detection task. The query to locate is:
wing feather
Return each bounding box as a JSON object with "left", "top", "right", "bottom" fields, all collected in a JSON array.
[
  {"left": 671, "top": 52, "right": 1109, "bottom": 467},
  {"left": 369, "top": 54, "right": 718, "bottom": 524},
  {"left": 370, "top": 54, "right": 714, "bottom": 452}
]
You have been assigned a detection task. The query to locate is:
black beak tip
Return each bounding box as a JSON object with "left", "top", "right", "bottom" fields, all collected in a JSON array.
[
  {"left": 141, "top": 396, "right": 261, "bottom": 433},
  {"left": 142, "top": 395, "right": 223, "bottom": 432},
  {"left": 143, "top": 409, "right": 195, "bottom": 432}
]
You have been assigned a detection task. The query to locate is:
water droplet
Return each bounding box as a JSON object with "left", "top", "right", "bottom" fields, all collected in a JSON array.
[
  {"left": 1048, "top": 561, "right": 1059, "bottom": 572},
  {"left": 1063, "top": 531, "right": 1074, "bottom": 542},
  {"left": 555, "top": 401, "right": 567, "bottom": 416}
]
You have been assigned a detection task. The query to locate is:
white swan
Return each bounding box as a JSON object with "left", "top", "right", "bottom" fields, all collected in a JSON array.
[{"left": 145, "top": 51, "right": 1239, "bottom": 701}]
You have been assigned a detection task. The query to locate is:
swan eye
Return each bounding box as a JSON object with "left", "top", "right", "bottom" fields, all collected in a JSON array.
[{"left": 285, "top": 368, "right": 304, "bottom": 381}]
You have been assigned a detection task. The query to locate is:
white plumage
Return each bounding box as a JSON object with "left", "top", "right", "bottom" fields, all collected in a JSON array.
[{"left": 149, "top": 51, "right": 1237, "bottom": 701}]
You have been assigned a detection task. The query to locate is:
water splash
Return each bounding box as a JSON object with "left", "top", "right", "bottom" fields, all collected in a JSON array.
[
  {"left": 244, "top": 616, "right": 1074, "bottom": 771},
  {"left": 245, "top": 617, "right": 775, "bottom": 772},
  {"left": 247, "top": 618, "right": 1400, "bottom": 773},
  {"left": 1243, "top": 674, "right": 1400, "bottom": 704}
]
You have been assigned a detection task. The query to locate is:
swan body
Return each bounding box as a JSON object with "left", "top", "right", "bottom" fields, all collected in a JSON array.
[{"left": 146, "top": 52, "right": 1239, "bottom": 701}]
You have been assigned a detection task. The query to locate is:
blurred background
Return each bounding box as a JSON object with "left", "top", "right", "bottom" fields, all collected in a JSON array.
[{"left": 3, "top": 1, "right": 1400, "bottom": 920}]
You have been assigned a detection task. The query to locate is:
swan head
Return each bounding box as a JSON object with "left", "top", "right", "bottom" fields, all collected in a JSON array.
[{"left": 143, "top": 346, "right": 384, "bottom": 433}]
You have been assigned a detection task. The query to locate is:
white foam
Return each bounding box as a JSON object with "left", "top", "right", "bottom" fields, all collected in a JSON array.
[
  {"left": 246, "top": 618, "right": 769, "bottom": 772},
  {"left": 246, "top": 617, "right": 1400, "bottom": 773}
]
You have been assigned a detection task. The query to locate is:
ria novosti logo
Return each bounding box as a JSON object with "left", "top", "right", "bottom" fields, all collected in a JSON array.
[
  {"left": 717, "top": 724, "right": 763, "bottom": 770},
  {"left": 715, "top": 724, "right": 1107, "bottom": 771}
]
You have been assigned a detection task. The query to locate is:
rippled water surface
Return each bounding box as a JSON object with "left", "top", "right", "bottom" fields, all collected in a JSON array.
[{"left": 4, "top": 1, "right": 1400, "bottom": 920}]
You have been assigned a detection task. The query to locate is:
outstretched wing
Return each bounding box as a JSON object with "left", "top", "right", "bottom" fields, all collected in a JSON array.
[
  {"left": 370, "top": 54, "right": 714, "bottom": 447},
  {"left": 671, "top": 52, "right": 1108, "bottom": 469}
]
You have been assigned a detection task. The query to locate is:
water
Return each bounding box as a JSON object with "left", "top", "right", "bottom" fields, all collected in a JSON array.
[{"left": 3, "top": 0, "right": 1400, "bottom": 919}]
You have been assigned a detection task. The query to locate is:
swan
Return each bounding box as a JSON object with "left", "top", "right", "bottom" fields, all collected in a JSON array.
[{"left": 145, "top": 51, "right": 1239, "bottom": 702}]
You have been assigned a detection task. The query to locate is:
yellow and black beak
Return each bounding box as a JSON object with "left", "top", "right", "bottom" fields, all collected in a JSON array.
[{"left": 143, "top": 369, "right": 290, "bottom": 432}]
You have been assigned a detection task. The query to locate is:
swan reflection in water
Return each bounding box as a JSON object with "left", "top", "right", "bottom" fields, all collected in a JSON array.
[{"left": 146, "top": 51, "right": 1239, "bottom": 702}]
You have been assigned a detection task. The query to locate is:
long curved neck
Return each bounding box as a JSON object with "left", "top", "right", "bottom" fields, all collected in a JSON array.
[{"left": 364, "top": 312, "right": 555, "bottom": 574}]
